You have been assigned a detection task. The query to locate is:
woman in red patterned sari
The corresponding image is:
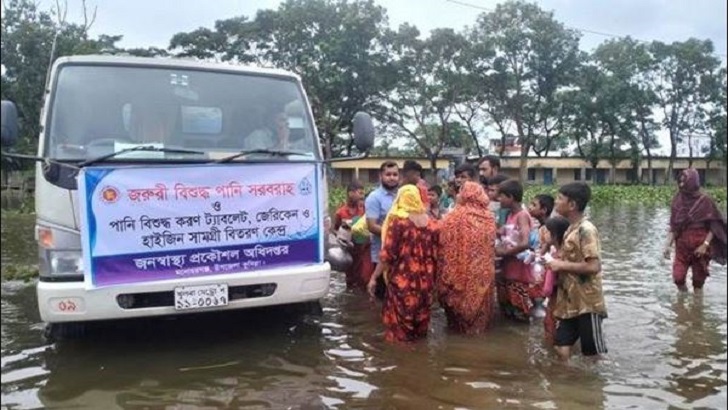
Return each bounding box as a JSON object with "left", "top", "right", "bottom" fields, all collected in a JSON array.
[
  {"left": 367, "top": 185, "right": 439, "bottom": 343},
  {"left": 438, "top": 181, "right": 497, "bottom": 334},
  {"left": 664, "top": 168, "right": 727, "bottom": 291}
]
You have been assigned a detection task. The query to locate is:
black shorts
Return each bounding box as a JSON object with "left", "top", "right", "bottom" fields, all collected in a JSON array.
[{"left": 554, "top": 313, "right": 607, "bottom": 356}]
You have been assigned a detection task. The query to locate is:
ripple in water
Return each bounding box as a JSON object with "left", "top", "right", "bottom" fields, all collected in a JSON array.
[{"left": 1, "top": 206, "right": 726, "bottom": 409}]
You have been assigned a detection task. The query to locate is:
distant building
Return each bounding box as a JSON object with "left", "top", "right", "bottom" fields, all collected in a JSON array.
[
  {"left": 329, "top": 157, "right": 451, "bottom": 185},
  {"left": 329, "top": 156, "right": 727, "bottom": 186},
  {"left": 489, "top": 136, "right": 521, "bottom": 156}
]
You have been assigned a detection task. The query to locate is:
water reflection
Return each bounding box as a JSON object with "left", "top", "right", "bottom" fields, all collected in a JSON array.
[
  {"left": 37, "top": 308, "right": 332, "bottom": 409},
  {"left": 0, "top": 213, "right": 35, "bottom": 267},
  {"left": 666, "top": 293, "right": 727, "bottom": 407},
  {"left": 1, "top": 206, "right": 727, "bottom": 409}
]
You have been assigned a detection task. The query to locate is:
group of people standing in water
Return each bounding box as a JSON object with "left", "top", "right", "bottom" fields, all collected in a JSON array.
[{"left": 330, "top": 157, "right": 727, "bottom": 361}]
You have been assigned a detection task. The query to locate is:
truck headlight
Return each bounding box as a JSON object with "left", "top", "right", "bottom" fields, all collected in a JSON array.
[{"left": 49, "top": 250, "right": 84, "bottom": 276}]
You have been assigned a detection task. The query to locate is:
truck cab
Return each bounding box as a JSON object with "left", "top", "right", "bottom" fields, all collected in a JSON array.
[{"left": 0, "top": 55, "right": 373, "bottom": 335}]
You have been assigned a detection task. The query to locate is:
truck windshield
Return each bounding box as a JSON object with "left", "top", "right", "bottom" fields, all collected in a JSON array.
[{"left": 46, "top": 64, "right": 319, "bottom": 162}]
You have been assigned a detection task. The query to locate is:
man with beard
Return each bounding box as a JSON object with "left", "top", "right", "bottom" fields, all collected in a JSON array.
[
  {"left": 365, "top": 161, "right": 400, "bottom": 299},
  {"left": 478, "top": 155, "right": 502, "bottom": 182}
]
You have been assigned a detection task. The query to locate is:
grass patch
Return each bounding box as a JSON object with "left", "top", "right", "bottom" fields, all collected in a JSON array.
[
  {"left": 1, "top": 264, "right": 39, "bottom": 282},
  {"left": 0, "top": 192, "right": 34, "bottom": 214},
  {"left": 522, "top": 185, "right": 726, "bottom": 207},
  {"left": 328, "top": 184, "right": 727, "bottom": 209}
]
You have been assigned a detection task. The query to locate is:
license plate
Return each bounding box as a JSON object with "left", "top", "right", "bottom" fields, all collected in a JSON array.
[{"left": 174, "top": 284, "right": 228, "bottom": 311}]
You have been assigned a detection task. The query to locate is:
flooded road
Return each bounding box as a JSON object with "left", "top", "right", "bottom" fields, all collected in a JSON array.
[
  {"left": 1, "top": 207, "right": 726, "bottom": 409},
  {"left": 0, "top": 213, "right": 35, "bottom": 269}
]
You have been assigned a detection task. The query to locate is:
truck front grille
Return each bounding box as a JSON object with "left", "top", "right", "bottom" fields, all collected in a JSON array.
[{"left": 115, "top": 283, "right": 277, "bottom": 309}]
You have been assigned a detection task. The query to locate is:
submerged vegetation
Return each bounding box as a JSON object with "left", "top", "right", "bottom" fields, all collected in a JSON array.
[
  {"left": 0, "top": 193, "right": 34, "bottom": 214},
  {"left": 522, "top": 185, "right": 726, "bottom": 207},
  {"left": 328, "top": 184, "right": 727, "bottom": 210},
  {"left": 1, "top": 264, "right": 38, "bottom": 281}
]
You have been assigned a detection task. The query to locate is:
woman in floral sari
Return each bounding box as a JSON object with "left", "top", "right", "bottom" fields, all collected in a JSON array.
[
  {"left": 437, "top": 181, "right": 497, "bottom": 334},
  {"left": 367, "top": 185, "right": 439, "bottom": 343}
]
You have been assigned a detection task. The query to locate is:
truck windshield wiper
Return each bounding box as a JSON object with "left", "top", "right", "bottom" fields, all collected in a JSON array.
[
  {"left": 78, "top": 145, "right": 205, "bottom": 168},
  {"left": 214, "top": 148, "right": 308, "bottom": 163}
]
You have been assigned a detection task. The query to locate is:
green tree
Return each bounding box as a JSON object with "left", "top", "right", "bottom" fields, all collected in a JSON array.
[
  {"left": 452, "top": 93, "right": 489, "bottom": 157},
  {"left": 1, "top": 0, "right": 134, "bottom": 159},
  {"left": 379, "top": 25, "right": 470, "bottom": 172},
  {"left": 705, "top": 67, "right": 727, "bottom": 181},
  {"left": 169, "top": 0, "right": 393, "bottom": 158},
  {"left": 470, "top": 0, "right": 581, "bottom": 181},
  {"left": 403, "top": 121, "right": 472, "bottom": 157},
  {"left": 450, "top": 37, "right": 495, "bottom": 157},
  {"left": 592, "top": 38, "right": 660, "bottom": 183},
  {"left": 562, "top": 63, "right": 611, "bottom": 179},
  {"left": 2, "top": 0, "right": 66, "bottom": 156},
  {"left": 649, "top": 39, "right": 720, "bottom": 182}
]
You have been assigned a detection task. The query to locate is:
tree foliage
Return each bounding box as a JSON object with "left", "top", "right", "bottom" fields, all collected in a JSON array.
[
  {"left": 2, "top": 0, "right": 726, "bottom": 184},
  {"left": 170, "top": 0, "right": 393, "bottom": 158},
  {"left": 649, "top": 39, "right": 721, "bottom": 181},
  {"left": 470, "top": 1, "right": 582, "bottom": 181}
]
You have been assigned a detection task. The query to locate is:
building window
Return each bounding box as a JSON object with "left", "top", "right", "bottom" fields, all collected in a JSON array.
[
  {"left": 596, "top": 169, "right": 607, "bottom": 184},
  {"left": 585, "top": 168, "right": 593, "bottom": 181},
  {"left": 368, "top": 169, "right": 379, "bottom": 184},
  {"left": 340, "top": 169, "right": 353, "bottom": 184},
  {"left": 573, "top": 169, "right": 581, "bottom": 181},
  {"left": 626, "top": 169, "right": 637, "bottom": 183},
  {"left": 527, "top": 168, "right": 536, "bottom": 181}
]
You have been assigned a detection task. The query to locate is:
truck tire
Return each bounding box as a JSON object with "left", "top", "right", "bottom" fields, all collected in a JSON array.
[
  {"left": 43, "top": 322, "right": 87, "bottom": 341},
  {"left": 289, "top": 300, "right": 322, "bottom": 317}
]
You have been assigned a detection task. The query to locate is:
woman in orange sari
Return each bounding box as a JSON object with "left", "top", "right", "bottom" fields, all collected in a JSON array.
[
  {"left": 437, "top": 181, "right": 497, "bottom": 334},
  {"left": 367, "top": 185, "right": 439, "bottom": 343}
]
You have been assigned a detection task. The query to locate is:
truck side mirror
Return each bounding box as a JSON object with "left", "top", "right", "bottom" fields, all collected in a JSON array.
[
  {"left": 351, "top": 112, "right": 374, "bottom": 152},
  {"left": 1, "top": 101, "right": 19, "bottom": 147}
]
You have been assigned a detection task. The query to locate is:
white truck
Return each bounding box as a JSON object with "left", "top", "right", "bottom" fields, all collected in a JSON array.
[{"left": 0, "top": 55, "right": 374, "bottom": 337}]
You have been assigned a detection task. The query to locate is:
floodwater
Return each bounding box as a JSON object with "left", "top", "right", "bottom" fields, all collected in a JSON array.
[
  {"left": 0, "top": 213, "right": 35, "bottom": 269},
  {"left": 1, "top": 207, "right": 726, "bottom": 409}
]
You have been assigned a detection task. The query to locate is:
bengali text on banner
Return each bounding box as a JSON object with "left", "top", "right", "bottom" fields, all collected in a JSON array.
[{"left": 78, "top": 163, "right": 322, "bottom": 288}]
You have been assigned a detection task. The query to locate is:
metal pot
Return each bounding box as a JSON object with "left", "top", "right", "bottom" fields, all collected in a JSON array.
[{"left": 325, "top": 233, "right": 353, "bottom": 273}]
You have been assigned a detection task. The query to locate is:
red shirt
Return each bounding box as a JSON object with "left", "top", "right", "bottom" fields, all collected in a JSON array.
[{"left": 335, "top": 202, "right": 365, "bottom": 229}]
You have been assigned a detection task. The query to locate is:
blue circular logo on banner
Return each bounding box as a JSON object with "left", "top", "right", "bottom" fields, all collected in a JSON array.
[{"left": 298, "top": 178, "right": 312, "bottom": 196}]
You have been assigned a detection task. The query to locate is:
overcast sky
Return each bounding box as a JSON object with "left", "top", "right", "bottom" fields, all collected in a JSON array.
[{"left": 51, "top": 0, "right": 726, "bottom": 60}]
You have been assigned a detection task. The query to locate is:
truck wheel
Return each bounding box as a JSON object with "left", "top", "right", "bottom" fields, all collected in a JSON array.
[
  {"left": 304, "top": 300, "right": 323, "bottom": 316},
  {"left": 290, "top": 300, "right": 322, "bottom": 317},
  {"left": 43, "top": 322, "right": 87, "bottom": 342}
]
